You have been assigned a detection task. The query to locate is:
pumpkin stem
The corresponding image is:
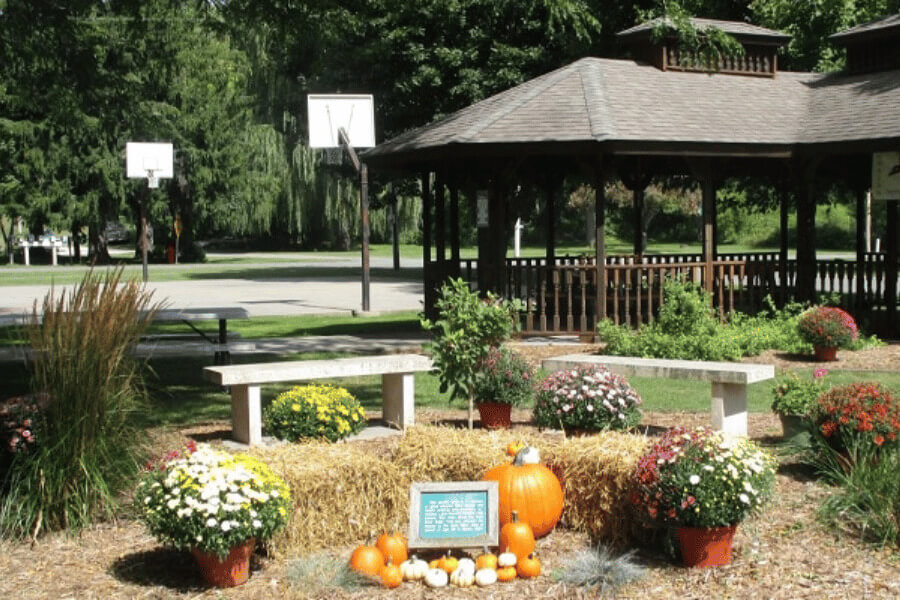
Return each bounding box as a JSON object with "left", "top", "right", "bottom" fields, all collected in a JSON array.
[{"left": 511, "top": 510, "right": 519, "bottom": 523}]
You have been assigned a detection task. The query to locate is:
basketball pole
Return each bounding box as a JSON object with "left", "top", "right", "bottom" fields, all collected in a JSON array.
[
  {"left": 140, "top": 185, "right": 149, "bottom": 283},
  {"left": 338, "top": 127, "right": 371, "bottom": 313}
]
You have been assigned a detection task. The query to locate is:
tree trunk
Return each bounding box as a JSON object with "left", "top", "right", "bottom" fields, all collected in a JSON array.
[{"left": 88, "top": 223, "right": 111, "bottom": 264}]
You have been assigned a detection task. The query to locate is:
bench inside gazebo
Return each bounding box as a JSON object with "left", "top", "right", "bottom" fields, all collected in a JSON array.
[{"left": 364, "top": 16, "right": 900, "bottom": 336}]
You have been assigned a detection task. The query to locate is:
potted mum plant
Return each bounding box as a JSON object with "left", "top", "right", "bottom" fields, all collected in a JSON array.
[
  {"left": 469, "top": 346, "right": 535, "bottom": 429},
  {"left": 770, "top": 369, "right": 829, "bottom": 440},
  {"left": 136, "top": 443, "right": 292, "bottom": 588},
  {"left": 532, "top": 366, "right": 642, "bottom": 434},
  {"left": 264, "top": 384, "right": 367, "bottom": 442},
  {"left": 631, "top": 427, "right": 776, "bottom": 568},
  {"left": 796, "top": 306, "right": 858, "bottom": 361}
]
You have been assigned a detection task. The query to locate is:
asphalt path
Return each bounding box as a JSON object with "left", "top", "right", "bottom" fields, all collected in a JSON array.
[{"left": 0, "top": 255, "right": 424, "bottom": 317}]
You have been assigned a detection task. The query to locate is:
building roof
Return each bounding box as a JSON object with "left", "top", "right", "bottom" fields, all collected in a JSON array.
[
  {"left": 363, "top": 56, "right": 900, "bottom": 166},
  {"left": 616, "top": 17, "right": 791, "bottom": 45},
  {"left": 829, "top": 13, "right": 900, "bottom": 44}
]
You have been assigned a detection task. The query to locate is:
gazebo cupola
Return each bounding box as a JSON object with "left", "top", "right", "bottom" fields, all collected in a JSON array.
[
  {"left": 616, "top": 17, "right": 791, "bottom": 77},
  {"left": 829, "top": 13, "right": 900, "bottom": 74}
]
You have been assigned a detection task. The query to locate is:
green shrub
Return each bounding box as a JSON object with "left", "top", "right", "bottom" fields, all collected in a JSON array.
[
  {"left": 470, "top": 347, "right": 535, "bottom": 406},
  {"left": 771, "top": 369, "right": 830, "bottom": 416},
  {"left": 264, "top": 384, "right": 367, "bottom": 442},
  {"left": 0, "top": 269, "right": 162, "bottom": 537}
]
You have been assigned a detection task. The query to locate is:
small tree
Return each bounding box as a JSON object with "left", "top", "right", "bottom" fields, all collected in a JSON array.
[{"left": 420, "top": 278, "right": 522, "bottom": 428}]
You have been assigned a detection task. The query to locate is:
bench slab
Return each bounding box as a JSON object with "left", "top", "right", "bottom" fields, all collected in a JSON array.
[{"left": 541, "top": 354, "right": 775, "bottom": 436}]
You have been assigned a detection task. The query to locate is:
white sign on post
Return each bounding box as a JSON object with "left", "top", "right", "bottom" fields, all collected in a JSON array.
[{"left": 872, "top": 152, "right": 900, "bottom": 201}]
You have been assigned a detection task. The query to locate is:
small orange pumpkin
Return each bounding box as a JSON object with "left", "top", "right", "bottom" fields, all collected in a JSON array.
[
  {"left": 516, "top": 553, "right": 541, "bottom": 579},
  {"left": 437, "top": 553, "right": 459, "bottom": 574},
  {"left": 506, "top": 441, "right": 526, "bottom": 457},
  {"left": 376, "top": 532, "right": 408, "bottom": 565},
  {"left": 483, "top": 447, "right": 564, "bottom": 538},
  {"left": 496, "top": 566, "right": 517, "bottom": 582},
  {"left": 429, "top": 558, "right": 440, "bottom": 569},
  {"left": 350, "top": 544, "right": 384, "bottom": 576},
  {"left": 499, "top": 511, "right": 535, "bottom": 560},
  {"left": 475, "top": 550, "right": 498, "bottom": 571},
  {"left": 379, "top": 558, "right": 403, "bottom": 588}
]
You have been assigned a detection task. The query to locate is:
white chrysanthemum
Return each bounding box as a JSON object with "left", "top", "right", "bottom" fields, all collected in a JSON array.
[
  {"left": 739, "top": 493, "right": 750, "bottom": 504},
  {"left": 689, "top": 475, "right": 701, "bottom": 485},
  {"left": 206, "top": 517, "right": 218, "bottom": 528}
]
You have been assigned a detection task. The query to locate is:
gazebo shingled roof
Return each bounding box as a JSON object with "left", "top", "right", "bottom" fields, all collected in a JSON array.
[
  {"left": 829, "top": 12, "right": 900, "bottom": 43},
  {"left": 616, "top": 17, "right": 792, "bottom": 44}
]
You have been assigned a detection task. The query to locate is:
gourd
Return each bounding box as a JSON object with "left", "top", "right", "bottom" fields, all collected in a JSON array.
[
  {"left": 482, "top": 445, "right": 564, "bottom": 537},
  {"left": 475, "top": 550, "right": 498, "bottom": 570},
  {"left": 436, "top": 553, "right": 459, "bottom": 574},
  {"left": 497, "top": 551, "right": 517, "bottom": 568},
  {"left": 375, "top": 532, "right": 408, "bottom": 565},
  {"left": 475, "top": 567, "right": 498, "bottom": 587},
  {"left": 379, "top": 558, "right": 403, "bottom": 589},
  {"left": 456, "top": 557, "right": 476, "bottom": 573},
  {"left": 516, "top": 553, "right": 541, "bottom": 579},
  {"left": 499, "top": 511, "right": 535, "bottom": 559},
  {"left": 428, "top": 558, "right": 439, "bottom": 569},
  {"left": 424, "top": 567, "right": 449, "bottom": 588},
  {"left": 400, "top": 555, "right": 428, "bottom": 581},
  {"left": 496, "top": 566, "right": 517, "bottom": 582},
  {"left": 506, "top": 441, "right": 526, "bottom": 457},
  {"left": 450, "top": 566, "right": 475, "bottom": 587},
  {"left": 517, "top": 445, "right": 540, "bottom": 465},
  {"left": 349, "top": 544, "right": 384, "bottom": 576}
]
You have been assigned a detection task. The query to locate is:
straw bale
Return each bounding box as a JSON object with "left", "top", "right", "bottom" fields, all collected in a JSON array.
[
  {"left": 251, "top": 442, "right": 408, "bottom": 556},
  {"left": 392, "top": 425, "right": 548, "bottom": 483},
  {"left": 542, "top": 432, "right": 648, "bottom": 548}
]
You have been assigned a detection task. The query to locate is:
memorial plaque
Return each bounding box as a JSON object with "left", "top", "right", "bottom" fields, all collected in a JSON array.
[{"left": 408, "top": 481, "right": 498, "bottom": 549}]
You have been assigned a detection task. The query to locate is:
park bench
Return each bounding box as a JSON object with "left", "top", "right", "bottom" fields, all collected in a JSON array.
[
  {"left": 541, "top": 354, "right": 775, "bottom": 436},
  {"left": 203, "top": 353, "right": 434, "bottom": 446}
]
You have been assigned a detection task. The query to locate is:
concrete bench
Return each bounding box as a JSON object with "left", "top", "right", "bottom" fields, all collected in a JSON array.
[
  {"left": 541, "top": 354, "right": 775, "bottom": 436},
  {"left": 204, "top": 353, "right": 434, "bottom": 445}
]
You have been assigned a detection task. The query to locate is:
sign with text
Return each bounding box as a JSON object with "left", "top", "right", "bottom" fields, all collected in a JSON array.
[
  {"left": 872, "top": 152, "right": 900, "bottom": 201},
  {"left": 408, "top": 481, "right": 498, "bottom": 549}
]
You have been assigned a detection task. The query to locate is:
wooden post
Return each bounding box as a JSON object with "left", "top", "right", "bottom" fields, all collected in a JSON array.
[
  {"left": 595, "top": 161, "right": 607, "bottom": 322},
  {"left": 886, "top": 200, "right": 898, "bottom": 334},
  {"left": 450, "top": 180, "right": 461, "bottom": 276},
  {"left": 477, "top": 186, "right": 491, "bottom": 294},
  {"left": 421, "top": 172, "right": 433, "bottom": 316},
  {"left": 794, "top": 162, "right": 818, "bottom": 303},
  {"left": 779, "top": 184, "right": 790, "bottom": 305},
  {"left": 435, "top": 172, "right": 446, "bottom": 271},
  {"left": 633, "top": 187, "right": 645, "bottom": 255},
  {"left": 545, "top": 178, "right": 556, "bottom": 268},
  {"left": 701, "top": 170, "right": 716, "bottom": 294},
  {"left": 855, "top": 186, "right": 867, "bottom": 312},
  {"left": 360, "top": 163, "right": 370, "bottom": 312}
]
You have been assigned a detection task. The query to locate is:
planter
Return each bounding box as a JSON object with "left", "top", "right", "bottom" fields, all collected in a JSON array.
[
  {"left": 778, "top": 413, "right": 807, "bottom": 441},
  {"left": 676, "top": 525, "right": 737, "bottom": 568},
  {"left": 814, "top": 345, "right": 838, "bottom": 362},
  {"left": 477, "top": 401, "right": 512, "bottom": 430},
  {"left": 191, "top": 538, "right": 256, "bottom": 588}
]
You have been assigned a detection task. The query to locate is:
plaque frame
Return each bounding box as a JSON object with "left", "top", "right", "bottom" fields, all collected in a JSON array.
[{"left": 408, "top": 481, "right": 499, "bottom": 549}]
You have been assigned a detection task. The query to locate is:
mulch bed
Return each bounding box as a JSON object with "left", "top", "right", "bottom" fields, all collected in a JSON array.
[{"left": 1, "top": 343, "right": 898, "bottom": 599}]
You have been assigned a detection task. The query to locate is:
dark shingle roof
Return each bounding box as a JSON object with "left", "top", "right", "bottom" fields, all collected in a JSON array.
[
  {"left": 830, "top": 13, "right": 900, "bottom": 44},
  {"left": 802, "top": 69, "right": 900, "bottom": 143},
  {"left": 617, "top": 17, "right": 791, "bottom": 44}
]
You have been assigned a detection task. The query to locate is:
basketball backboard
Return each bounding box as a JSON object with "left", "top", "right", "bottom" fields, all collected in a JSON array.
[
  {"left": 126, "top": 142, "right": 174, "bottom": 179},
  {"left": 307, "top": 94, "right": 375, "bottom": 148}
]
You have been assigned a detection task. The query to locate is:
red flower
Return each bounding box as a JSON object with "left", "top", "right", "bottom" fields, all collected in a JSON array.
[{"left": 874, "top": 435, "right": 885, "bottom": 446}]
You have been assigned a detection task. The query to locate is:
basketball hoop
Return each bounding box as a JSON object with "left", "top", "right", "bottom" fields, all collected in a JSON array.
[{"left": 323, "top": 146, "right": 343, "bottom": 166}]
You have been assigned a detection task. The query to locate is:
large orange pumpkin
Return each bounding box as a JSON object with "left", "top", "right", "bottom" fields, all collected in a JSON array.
[
  {"left": 375, "top": 531, "right": 408, "bottom": 565},
  {"left": 482, "top": 446, "right": 563, "bottom": 537}
]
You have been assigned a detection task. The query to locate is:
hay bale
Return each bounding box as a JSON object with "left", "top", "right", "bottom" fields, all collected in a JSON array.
[
  {"left": 250, "top": 443, "right": 408, "bottom": 556},
  {"left": 392, "top": 425, "right": 548, "bottom": 482},
  {"left": 542, "top": 432, "right": 648, "bottom": 548}
]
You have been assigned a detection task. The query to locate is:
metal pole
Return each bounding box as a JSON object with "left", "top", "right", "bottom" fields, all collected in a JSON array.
[
  {"left": 140, "top": 188, "right": 149, "bottom": 282},
  {"left": 361, "top": 163, "right": 370, "bottom": 313}
]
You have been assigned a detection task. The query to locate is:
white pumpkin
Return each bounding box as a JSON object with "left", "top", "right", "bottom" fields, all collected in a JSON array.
[
  {"left": 475, "top": 568, "right": 498, "bottom": 587},
  {"left": 424, "top": 567, "right": 449, "bottom": 588},
  {"left": 400, "top": 556, "right": 428, "bottom": 581},
  {"left": 517, "top": 445, "right": 540, "bottom": 464},
  {"left": 450, "top": 566, "right": 476, "bottom": 587},
  {"left": 456, "top": 558, "right": 476, "bottom": 573},
  {"left": 497, "top": 551, "right": 517, "bottom": 568}
]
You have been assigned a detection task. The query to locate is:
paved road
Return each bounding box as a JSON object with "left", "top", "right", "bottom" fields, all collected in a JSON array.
[{"left": 0, "top": 256, "right": 424, "bottom": 317}]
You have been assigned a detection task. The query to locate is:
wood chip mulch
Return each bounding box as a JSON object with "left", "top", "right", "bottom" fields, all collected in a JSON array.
[{"left": 1, "top": 344, "right": 897, "bottom": 599}]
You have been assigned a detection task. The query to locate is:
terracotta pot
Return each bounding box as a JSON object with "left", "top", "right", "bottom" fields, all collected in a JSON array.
[
  {"left": 477, "top": 401, "right": 512, "bottom": 430},
  {"left": 676, "top": 525, "right": 737, "bottom": 568},
  {"left": 814, "top": 345, "right": 838, "bottom": 362},
  {"left": 778, "top": 414, "right": 807, "bottom": 441},
  {"left": 192, "top": 538, "right": 256, "bottom": 587}
]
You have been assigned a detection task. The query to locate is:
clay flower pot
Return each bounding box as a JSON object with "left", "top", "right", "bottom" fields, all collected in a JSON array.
[
  {"left": 477, "top": 401, "right": 512, "bottom": 429},
  {"left": 814, "top": 345, "right": 838, "bottom": 362},
  {"left": 192, "top": 538, "right": 256, "bottom": 587},
  {"left": 676, "top": 525, "right": 737, "bottom": 568}
]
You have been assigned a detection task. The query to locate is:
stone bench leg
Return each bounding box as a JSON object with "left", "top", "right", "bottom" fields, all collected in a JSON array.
[
  {"left": 231, "top": 384, "right": 262, "bottom": 445},
  {"left": 382, "top": 372, "right": 415, "bottom": 429},
  {"left": 710, "top": 382, "right": 748, "bottom": 436}
]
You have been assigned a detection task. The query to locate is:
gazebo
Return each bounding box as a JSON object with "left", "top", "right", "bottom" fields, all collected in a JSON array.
[{"left": 363, "top": 16, "right": 900, "bottom": 336}]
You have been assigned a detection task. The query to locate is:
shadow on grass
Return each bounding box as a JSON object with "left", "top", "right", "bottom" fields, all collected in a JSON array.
[
  {"left": 109, "top": 547, "right": 205, "bottom": 591},
  {"left": 181, "top": 265, "right": 423, "bottom": 282}
]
